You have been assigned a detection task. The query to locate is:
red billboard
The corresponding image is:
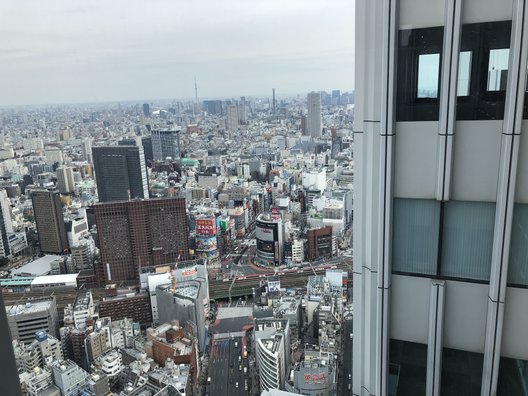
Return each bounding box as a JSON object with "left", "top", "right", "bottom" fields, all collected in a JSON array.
[{"left": 196, "top": 218, "right": 216, "bottom": 236}]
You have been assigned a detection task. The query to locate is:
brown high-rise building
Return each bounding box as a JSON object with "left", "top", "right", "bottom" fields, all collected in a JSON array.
[
  {"left": 31, "top": 190, "right": 68, "bottom": 254},
  {"left": 95, "top": 197, "right": 190, "bottom": 284},
  {"left": 306, "top": 226, "right": 334, "bottom": 260}
]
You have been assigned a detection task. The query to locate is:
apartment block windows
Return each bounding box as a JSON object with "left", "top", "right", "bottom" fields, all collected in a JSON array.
[
  {"left": 456, "top": 21, "right": 512, "bottom": 120},
  {"left": 396, "top": 27, "right": 444, "bottom": 121},
  {"left": 392, "top": 199, "right": 495, "bottom": 282}
]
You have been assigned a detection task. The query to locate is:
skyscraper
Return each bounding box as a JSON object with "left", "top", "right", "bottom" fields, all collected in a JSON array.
[
  {"left": 0, "top": 189, "right": 13, "bottom": 258},
  {"left": 226, "top": 104, "right": 238, "bottom": 132},
  {"left": 56, "top": 166, "right": 75, "bottom": 194},
  {"left": 92, "top": 145, "right": 149, "bottom": 202},
  {"left": 354, "top": 1, "right": 528, "bottom": 395},
  {"left": 151, "top": 129, "right": 181, "bottom": 162},
  {"left": 307, "top": 91, "right": 322, "bottom": 138},
  {"left": 95, "top": 197, "right": 190, "bottom": 284},
  {"left": 31, "top": 190, "right": 68, "bottom": 254},
  {"left": 143, "top": 103, "right": 150, "bottom": 117}
]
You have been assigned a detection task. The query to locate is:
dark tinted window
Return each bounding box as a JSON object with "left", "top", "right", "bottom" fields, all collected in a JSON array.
[
  {"left": 396, "top": 27, "right": 444, "bottom": 121},
  {"left": 456, "top": 21, "right": 512, "bottom": 120}
]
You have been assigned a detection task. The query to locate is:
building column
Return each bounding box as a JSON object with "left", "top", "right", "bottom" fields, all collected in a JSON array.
[
  {"left": 376, "top": 0, "right": 398, "bottom": 394},
  {"left": 436, "top": 0, "right": 462, "bottom": 201},
  {"left": 426, "top": 280, "right": 446, "bottom": 396},
  {"left": 482, "top": 1, "right": 528, "bottom": 395}
]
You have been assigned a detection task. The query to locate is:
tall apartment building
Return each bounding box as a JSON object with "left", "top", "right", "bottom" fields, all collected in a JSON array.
[
  {"left": 95, "top": 197, "right": 189, "bottom": 284},
  {"left": 354, "top": 1, "right": 528, "bottom": 395},
  {"left": 151, "top": 129, "right": 181, "bottom": 162},
  {"left": 31, "top": 190, "right": 68, "bottom": 254},
  {"left": 226, "top": 104, "right": 238, "bottom": 132},
  {"left": 56, "top": 166, "right": 75, "bottom": 194},
  {"left": 6, "top": 296, "right": 59, "bottom": 343},
  {"left": 92, "top": 145, "right": 149, "bottom": 202},
  {"left": 307, "top": 92, "right": 322, "bottom": 138}
]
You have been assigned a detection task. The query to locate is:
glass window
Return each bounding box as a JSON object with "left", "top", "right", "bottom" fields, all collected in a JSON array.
[
  {"left": 389, "top": 340, "right": 427, "bottom": 396},
  {"left": 487, "top": 48, "right": 510, "bottom": 91},
  {"left": 396, "top": 26, "right": 444, "bottom": 121},
  {"left": 440, "top": 201, "right": 495, "bottom": 281},
  {"left": 392, "top": 199, "right": 439, "bottom": 276},
  {"left": 457, "top": 51, "right": 472, "bottom": 96},
  {"left": 508, "top": 204, "right": 528, "bottom": 287},
  {"left": 497, "top": 356, "right": 528, "bottom": 395},
  {"left": 441, "top": 348, "right": 484, "bottom": 396},
  {"left": 456, "top": 21, "right": 512, "bottom": 120},
  {"left": 418, "top": 54, "right": 441, "bottom": 98}
]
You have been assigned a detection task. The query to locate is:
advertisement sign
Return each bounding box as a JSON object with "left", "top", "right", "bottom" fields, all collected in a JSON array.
[
  {"left": 180, "top": 267, "right": 197, "bottom": 277},
  {"left": 303, "top": 373, "right": 327, "bottom": 384},
  {"left": 256, "top": 225, "right": 274, "bottom": 242},
  {"left": 257, "top": 240, "right": 274, "bottom": 253},
  {"left": 268, "top": 280, "right": 280, "bottom": 292},
  {"left": 220, "top": 217, "right": 230, "bottom": 232},
  {"left": 196, "top": 218, "right": 216, "bottom": 236},
  {"left": 195, "top": 236, "right": 218, "bottom": 251}
]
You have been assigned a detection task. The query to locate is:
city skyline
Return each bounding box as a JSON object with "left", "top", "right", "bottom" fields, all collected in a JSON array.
[{"left": 0, "top": 0, "right": 354, "bottom": 107}]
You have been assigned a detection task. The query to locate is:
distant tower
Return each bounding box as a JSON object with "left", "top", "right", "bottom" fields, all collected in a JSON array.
[
  {"left": 56, "top": 166, "right": 75, "bottom": 194},
  {"left": 143, "top": 103, "right": 150, "bottom": 117},
  {"left": 226, "top": 105, "right": 238, "bottom": 132},
  {"left": 272, "top": 88, "right": 276, "bottom": 116},
  {"left": 194, "top": 77, "right": 199, "bottom": 108},
  {"left": 307, "top": 91, "right": 322, "bottom": 138}
]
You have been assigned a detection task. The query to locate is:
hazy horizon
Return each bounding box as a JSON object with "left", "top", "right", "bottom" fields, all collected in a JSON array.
[{"left": 0, "top": 0, "right": 354, "bottom": 107}]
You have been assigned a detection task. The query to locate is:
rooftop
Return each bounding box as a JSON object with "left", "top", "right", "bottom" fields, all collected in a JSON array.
[
  {"left": 11, "top": 255, "right": 63, "bottom": 277},
  {"left": 6, "top": 296, "right": 54, "bottom": 316}
]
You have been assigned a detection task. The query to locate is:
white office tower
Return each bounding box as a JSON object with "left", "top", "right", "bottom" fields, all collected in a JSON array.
[
  {"left": 56, "top": 166, "right": 75, "bottom": 194},
  {"left": 226, "top": 104, "right": 239, "bottom": 132},
  {"left": 307, "top": 92, "right": 322, "bottom": 138},
  {"left": 255, "top": 318, "right": 290, "bottom": 392},
  {"left": 354, "top": 1, "right": 528, "bottom": 395}
]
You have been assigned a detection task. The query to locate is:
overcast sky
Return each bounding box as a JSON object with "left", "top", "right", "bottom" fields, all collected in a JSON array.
[{"left": 0, "top": 0, "right": 354, "bottom": 106}]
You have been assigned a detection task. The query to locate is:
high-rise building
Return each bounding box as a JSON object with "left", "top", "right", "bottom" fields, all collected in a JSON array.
[
  {"left": 95, "top": 197, "right": 190, "bottom": 284},
  {"left": 226, "top": 104, "right": 238, "bottom": 132},
  {"left": 141, "top": 136, "right": 154, "bottom": 164},
  {"left": 354, "top": 1, "right": 528, "bottom": 395},
  {"left": 143, "top": 103, "right": 150, "bottom": 117},
  {"left": 92, "top": 145, "right": 149, "bottom": 202},
  {"left": 31, "top": 190, "right": 68, "bottom": 254},
  {"left": 0, "top": 189, "right": 13, "bottom": 258},
  {"left": 307, "top": 92, "right": 322, "bottom": 138},
  {"left": 6, "top": 296, "right": 59, "bottom": 343},
  {"left": 151, "top": 129, "right": 181, "bottom": 162},
  {"left": 56, "top": 166, "right": 75, "bottom": 194}
]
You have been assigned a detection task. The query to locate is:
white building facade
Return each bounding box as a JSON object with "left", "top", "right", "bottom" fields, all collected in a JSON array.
[{"left": 354, "top": 1, "right": 528, "bottom": 395}]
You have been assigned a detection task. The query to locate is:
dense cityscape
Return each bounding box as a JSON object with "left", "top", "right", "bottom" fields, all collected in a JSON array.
[
  {"left": 4, "top": 0, "right": 528, "bottom": 395},
  {"left": 0, "top": 90, "right": 355, "bottom": 396}
]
